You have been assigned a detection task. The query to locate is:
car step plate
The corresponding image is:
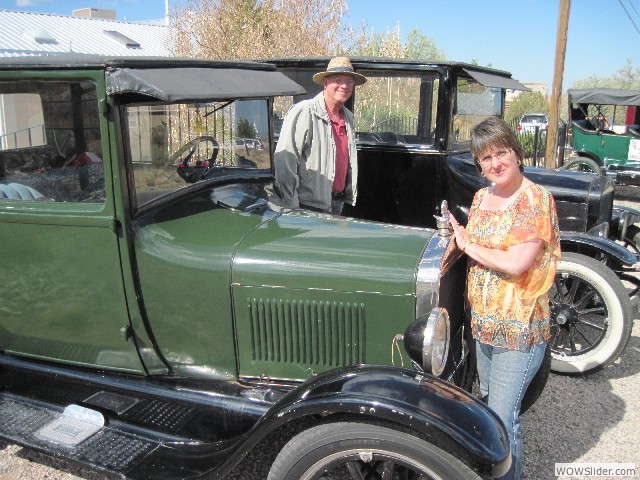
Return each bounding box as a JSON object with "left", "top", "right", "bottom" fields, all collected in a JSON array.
[
  {"left": 0, "top": 393, "right": 158, "bottom": 475},
  {"left": 36, "top": 404, "right": 104, "bottom": 447}
]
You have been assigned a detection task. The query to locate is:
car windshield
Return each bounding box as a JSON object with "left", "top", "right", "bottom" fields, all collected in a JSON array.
[
  {"left": 522, "top": 114, "right": 547, "bottom": 123},
  {"left": 125, "top": 99, "right": 271, "bottom": 207}
]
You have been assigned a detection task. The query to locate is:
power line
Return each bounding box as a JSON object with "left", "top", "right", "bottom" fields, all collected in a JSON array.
[
  {"left": 626, "top": 0, "right": 640, "bottom": 19},
  {"left": 619, "top": 0, "right": 640, "bottom": 35}
]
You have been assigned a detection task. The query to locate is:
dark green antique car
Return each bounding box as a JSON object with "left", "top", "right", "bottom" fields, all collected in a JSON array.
[
  {"left": 0, "top": 56, "right": 517, "bottom": 479},
  {"left": 560, "top": 88, "right": 640, "bottom": 185}
]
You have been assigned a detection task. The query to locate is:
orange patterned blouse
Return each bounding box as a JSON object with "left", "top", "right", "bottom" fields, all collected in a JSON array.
[{"left": 466, "top": 183, "right": 561, "bottom": 351}]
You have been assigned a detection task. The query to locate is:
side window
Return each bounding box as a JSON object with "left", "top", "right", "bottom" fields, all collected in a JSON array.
[
  {"left": 353, "top": 73, "right": 439, "bottom": 146},
  {"left": 453, "top": 77, "right": 502, "bottom": 145},
  {"left": 0, "top": 80, "right": 105, "bottom": 203}
]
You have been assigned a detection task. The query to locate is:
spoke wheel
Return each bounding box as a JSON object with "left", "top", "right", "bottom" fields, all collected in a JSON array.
[
  {"left": 268, "top": 422, "right": 483, "bottom": 480},
  {"left": 549, "top": 252, "right": 632, "bottom": 374},
  {"left": 559, "top": 156, "right": 601, "bottom": 174}
]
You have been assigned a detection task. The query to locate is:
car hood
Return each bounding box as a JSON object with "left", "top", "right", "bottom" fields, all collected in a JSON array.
[
  {"left": 232, "top": 210, "right": 434, "bottom": 296},
  {"left": 446, "top": 155, "right": 613, "bottom": 231}
]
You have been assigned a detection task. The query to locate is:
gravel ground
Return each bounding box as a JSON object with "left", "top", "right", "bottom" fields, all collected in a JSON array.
[{"left": 2, "top": 187, "right": 639, "bottom": 480}]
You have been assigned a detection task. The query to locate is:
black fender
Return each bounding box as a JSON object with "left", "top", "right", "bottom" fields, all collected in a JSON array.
[
  {"left": 560, "top": 231, "right": 637, "bottom": 267},
  {"left": 216, "top": 364, "right": 510, "bottom": 479}
]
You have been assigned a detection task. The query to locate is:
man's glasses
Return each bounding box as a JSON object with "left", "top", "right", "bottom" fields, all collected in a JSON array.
[
  {"left": 329, "top": 76, "right": 355, "bottom": 87},
  {"left": 478, "top": 149, "right": 511, "bottom": 166}
]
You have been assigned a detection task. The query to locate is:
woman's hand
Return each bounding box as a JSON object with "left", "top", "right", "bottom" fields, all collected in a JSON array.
[
  {"left": 449, "top": 215, "right": 471, "bottom": 252},
  {"left": 449, "top": 214, "right": 543, "bottom": 276}
]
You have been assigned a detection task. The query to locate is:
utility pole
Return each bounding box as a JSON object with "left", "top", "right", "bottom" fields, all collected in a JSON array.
[{"left": 545, "top": 0, "right": 571, "bottom": 169}]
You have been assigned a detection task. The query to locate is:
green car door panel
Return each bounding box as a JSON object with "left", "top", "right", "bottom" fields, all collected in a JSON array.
[{"left": 0, "top": 207, "right": 143, "bottom": 373}]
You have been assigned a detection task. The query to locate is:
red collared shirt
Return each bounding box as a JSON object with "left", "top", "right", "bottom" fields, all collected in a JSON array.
[{"left": 326, "top": 105, "right": 349, "bottom": 194}]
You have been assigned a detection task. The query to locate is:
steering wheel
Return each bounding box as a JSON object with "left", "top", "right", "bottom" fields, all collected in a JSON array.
[{"left": 173, "top": 136, "right": 219, "bottom": 183}]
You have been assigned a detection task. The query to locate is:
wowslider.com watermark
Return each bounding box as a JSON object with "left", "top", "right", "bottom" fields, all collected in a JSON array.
[{"left": 555, "top": 463, "right": 636, "bottom": 477}]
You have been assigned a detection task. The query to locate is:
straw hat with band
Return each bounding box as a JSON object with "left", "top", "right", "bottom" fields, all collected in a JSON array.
[{"left": 312, "top": 57, "right": 367, "bottom": 86}]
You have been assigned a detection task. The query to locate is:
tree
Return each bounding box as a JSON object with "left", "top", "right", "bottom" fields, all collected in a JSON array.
[
  {"left": 506, "top": 91, "right": 549, "bottom": 122},
  {"left": 351, "top": 24, "right": 444, "bottom": 61},
  {"left": 572, "top": 59, "right": 640, "bottom": 90},
  {"left": 351, "top": 24, "right": 405, "bottom": 58},
  {"left": 236, "top": 118, "right": 257, "bottom": 138},
  {"left": 406, "top": 29, "right": 446, "bottom": 61},
  {"left": 169, "top": 0, "right": 357, "bottom": 59}
]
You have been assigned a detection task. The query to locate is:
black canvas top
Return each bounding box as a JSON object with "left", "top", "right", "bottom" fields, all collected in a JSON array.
[
  {"left": 0, "top": 54, "right": 306, "bottom": 101},
  {"left": 568, "top": 88, "right": 640, "bottom": 106}
]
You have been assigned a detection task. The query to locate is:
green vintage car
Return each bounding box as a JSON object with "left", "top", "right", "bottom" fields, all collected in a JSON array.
[
  {"left": 561, "top": 88, "right": 640, "bottom": 184},
  {"left": 0, "top": 56, "right": 520, "bottom": 479}
]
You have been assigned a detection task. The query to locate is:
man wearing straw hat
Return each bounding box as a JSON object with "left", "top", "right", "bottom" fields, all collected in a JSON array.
[{"left": 274, "top": 57, "right": 366, "bottom": 215}]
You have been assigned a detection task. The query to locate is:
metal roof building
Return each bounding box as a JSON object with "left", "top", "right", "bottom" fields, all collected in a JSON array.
[{"left": 0, "top": 9, "right": 169, "bottom": 57}]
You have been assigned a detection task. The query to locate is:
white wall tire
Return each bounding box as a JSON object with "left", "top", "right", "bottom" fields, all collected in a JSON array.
[{"left": 550, "top": 252, "right": 632, "bottom": 373}]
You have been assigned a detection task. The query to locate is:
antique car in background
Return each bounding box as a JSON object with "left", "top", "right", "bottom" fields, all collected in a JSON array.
[
  {"left": 269, "top": 57, "right": 638, "bottom": 375},
  {"left": 560, "top": 88, "right": 640, "bottom": 186},
  {"left": 0, "top": 56, "right": 518, "bottom": 479}
]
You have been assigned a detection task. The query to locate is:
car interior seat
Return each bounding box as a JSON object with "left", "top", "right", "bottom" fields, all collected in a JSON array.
[{"left": 0, "top": 183, "right": 45, "bottom": 200}]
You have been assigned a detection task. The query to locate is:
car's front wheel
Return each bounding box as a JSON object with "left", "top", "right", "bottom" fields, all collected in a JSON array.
[
  {"left": 267, "top": 422, "right": 482, "bottom": 480},
  {"left": 549, "top": 252, "right": 632, "bottom": 373}
]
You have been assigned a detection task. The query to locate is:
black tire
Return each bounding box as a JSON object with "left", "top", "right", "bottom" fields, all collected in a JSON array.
[
  {"left": 549, "top": 252, "right": 633, "bottom": 374},
  {"left": 559, "top": 156, "right": 601, "bottom": 174},
  {"left": 267, "top": 422, "right": 482, "bottom": 480}
]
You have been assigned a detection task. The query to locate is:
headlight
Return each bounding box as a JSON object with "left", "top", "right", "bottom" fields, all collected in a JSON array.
[{"left": 402, "top": 308, "right": 450, "bottom": 376}]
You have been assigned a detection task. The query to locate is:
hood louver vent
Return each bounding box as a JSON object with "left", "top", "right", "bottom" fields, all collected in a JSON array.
[{"left": 246, "top": 298, "right": 366, "bottom": 368}]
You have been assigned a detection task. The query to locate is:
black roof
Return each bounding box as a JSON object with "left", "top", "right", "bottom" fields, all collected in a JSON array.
[
  {"left": 568, "top": 88, "right": 640, "bottom": 107},
  {"left": 0, "top": 54, "right": 272, "bottom": 70},
  {"left": 0, "top": 54, "right": 306, "bottom": 101},
  {"left": 263, "top": 56, "right": 529, "bottom": 91}
]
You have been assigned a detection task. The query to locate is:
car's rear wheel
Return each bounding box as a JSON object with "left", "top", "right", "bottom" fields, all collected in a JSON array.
[
  {"left": 549, "top": 252, "right": 632, "bottom": 373},
  {"left": 559, "top": 156, "right": 601, "bottom": 174},
  {"left": 268, "top": 422, "right": 482, "bottom": 480}
]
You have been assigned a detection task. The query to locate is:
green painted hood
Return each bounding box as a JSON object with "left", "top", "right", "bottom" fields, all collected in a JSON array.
[{"left": 233, "top": 210, "right": 434, "bottom": 296}]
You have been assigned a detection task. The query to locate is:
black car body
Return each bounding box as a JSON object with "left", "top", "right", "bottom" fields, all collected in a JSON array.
[{"left": 269, "top": 57, "right": 639, "bottom": 374}]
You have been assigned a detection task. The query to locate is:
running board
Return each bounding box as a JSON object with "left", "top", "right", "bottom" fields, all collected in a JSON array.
[{"left": 0, "top": 392, "right": 158, "bottom": 478}]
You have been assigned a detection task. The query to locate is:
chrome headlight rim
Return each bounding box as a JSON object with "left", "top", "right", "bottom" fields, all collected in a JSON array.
[
  {"left": 403, "top": 307, "right": 451, "bottom": 377},
  {"left": 422, "top": 308, "right": 450, "bottom": 377}
]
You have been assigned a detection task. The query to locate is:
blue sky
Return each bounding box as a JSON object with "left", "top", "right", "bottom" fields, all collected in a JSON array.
[{"left": 2, "top": 0, "right": 639, "bottom": 91}]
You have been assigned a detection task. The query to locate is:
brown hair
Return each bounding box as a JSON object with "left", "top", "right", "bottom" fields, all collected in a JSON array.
[{"left": 470, "top": 117, "right": 524, "bottom": 173}]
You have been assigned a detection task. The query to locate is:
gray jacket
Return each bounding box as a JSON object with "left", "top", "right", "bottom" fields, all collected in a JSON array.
[{"left": 274, "top": 92, "right": 358, "bottom": 211}]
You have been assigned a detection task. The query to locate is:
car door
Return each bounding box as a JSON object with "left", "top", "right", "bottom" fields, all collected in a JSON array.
[
  {"left": 598, "top": 130, "right": 631, "bottom": 166},
  {"left": 0, "top": 72, "right": 144, "bottom": 373}
]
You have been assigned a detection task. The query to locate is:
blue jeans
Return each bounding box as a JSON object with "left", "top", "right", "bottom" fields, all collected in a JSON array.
[{"left": 476, "top": 340, "right": 546, "bottom": 480}]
